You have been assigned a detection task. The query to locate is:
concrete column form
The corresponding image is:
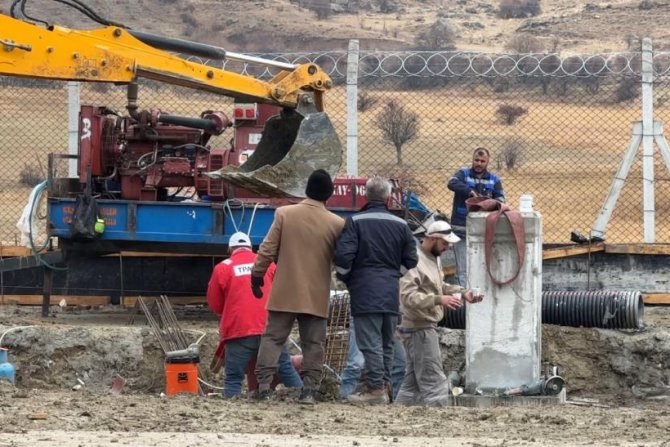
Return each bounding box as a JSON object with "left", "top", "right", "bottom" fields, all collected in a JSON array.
[{"left": 465, "top": 211, "right": 543, "bottom": 393}]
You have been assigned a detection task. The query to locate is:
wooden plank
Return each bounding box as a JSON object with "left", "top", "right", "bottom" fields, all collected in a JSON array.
[
  {"left": 108, "top": 252, "right": 222, "bottom": 258},
  {"left": 0, "top": 246, "right": 32, "bottom": 257},
  {"left": 122, "top": 296, "right": 207, "bottom": 308},
  {"left": 442, "top": 244, "right": 606, "bottom": 277},
  {"left": 605, "top": 244, "right": 670, "bottom": 255},
  {"left": 1, "top": 295, "right": 109, "bottom": 306},
  {"left": 542, "top": 243, "right": 605, "bottom": 260},
  {"left": 0, "top": 246, "right": 220, "bottom": 259},
  {"left": 642, "top": 293, "right": 670, "bottom": 305}
]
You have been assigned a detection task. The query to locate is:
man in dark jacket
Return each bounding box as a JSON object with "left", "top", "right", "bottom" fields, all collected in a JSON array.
[
  {"left": 447, "top": 147, "right": 505, "bottom": 287},
  {"left": 335, "top": 176, "right": 418, "bottom": 404}
]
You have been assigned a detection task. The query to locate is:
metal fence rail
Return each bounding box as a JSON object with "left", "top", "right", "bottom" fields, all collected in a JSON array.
[{"left": 1, "top": 43, "right": 669, "bottom": 245}]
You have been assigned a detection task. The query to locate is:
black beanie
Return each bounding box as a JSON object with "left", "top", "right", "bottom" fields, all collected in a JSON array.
[{"left": 305, "top": 169, "right": 334, "bottom": 201}]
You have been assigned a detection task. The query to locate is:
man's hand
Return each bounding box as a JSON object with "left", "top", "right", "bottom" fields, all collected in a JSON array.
[
  {"left": 251, "top": 275, "right": 264, "bottom": 299},
  {"left": 469, "top": 190, "right": 480, "bottom": 198},
  {"left": 440, "top": 295, "right": 463, "bottom": 310},
  {"left": 463, "top": 289, "right": 484, "bottom": 303}
]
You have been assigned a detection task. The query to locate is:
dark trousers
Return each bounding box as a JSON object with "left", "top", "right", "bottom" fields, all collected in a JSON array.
[
  {"left": 224, "top": 336, "right": 303, "bottom": 398},
  {"left": 255, "top": 311, "right": 327, "bottom": 390},
  {"left": 353, "top": 313, "right": 398, "bottom": 390}
]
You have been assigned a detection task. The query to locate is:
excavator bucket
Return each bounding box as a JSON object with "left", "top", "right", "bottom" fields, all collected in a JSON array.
[{"left": 207, "top": 99, "right": 342, "bottom": 198}]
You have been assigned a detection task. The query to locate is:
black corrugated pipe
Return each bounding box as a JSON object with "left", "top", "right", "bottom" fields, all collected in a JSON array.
[
  {"left": 542, "top": 290, "right": 643, "bottom": 329},
  {"left": 439, "top": 290, "right": 644, "bottom": 330}
]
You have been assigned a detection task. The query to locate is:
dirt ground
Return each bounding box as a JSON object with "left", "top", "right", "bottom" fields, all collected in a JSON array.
[{"left": 1, "top": 304, "right": 670, "bottom": 446}]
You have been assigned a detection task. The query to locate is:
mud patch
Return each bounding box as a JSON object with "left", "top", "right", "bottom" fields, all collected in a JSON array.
[{"left": 2, "top": 305, "right": 670, "bottom": 446}]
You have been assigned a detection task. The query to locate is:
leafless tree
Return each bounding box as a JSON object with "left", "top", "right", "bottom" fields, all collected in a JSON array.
[
  {"left": 495, "top": 139, "right": 525, "bottom": 170},
  {"left": 376, "top": 101, "right": 419, "bottom": 165},
  {"left": 19, "top": 162, "right": 44, "bottom": 187},
  {"left": 358, "top": 92, "right": 378, "bottom": 112},
  {"left": 372, "top": 163, "right": 429, "bottom": 196},
  {"left": 496, "top": 104, "right": 528, "bottom": 125}
]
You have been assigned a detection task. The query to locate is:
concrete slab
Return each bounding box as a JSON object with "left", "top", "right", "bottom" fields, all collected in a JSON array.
[{"left": 453, "top": 388, "right": 566, "bottom": 408}]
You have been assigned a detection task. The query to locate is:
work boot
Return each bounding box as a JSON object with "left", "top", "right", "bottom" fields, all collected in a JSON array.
[
  {"left": 298, "top": 387, "right": 316, "bottom": 405},
  {"left": 254, "top": 387, "right": 272, "bottom": 401},
  {"left": 385, "top": 381, "right": 394, "bottom": 404},
  {"left": 347, "top": 387, "right": 389, "bottom": 404}
]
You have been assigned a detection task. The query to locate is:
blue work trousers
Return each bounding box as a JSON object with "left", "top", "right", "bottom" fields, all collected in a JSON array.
[
  {"left": 339, "top": 319, "right": 406, "bottom": 398},
  {"left": 223, "top": 335, "right": 302, "bottom": 398}
]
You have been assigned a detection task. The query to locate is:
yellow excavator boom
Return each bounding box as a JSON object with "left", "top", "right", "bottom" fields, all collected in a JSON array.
[
  {"left": 0, "top": 13, "right": 342, "bottom": 197},
  {"left": 0, "top": 14, "right": 331, "bottom": 108}
]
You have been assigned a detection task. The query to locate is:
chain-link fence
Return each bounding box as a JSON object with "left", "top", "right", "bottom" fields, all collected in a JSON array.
[{"left": 2, "top": 44, "right": 670, "bottom": 245}]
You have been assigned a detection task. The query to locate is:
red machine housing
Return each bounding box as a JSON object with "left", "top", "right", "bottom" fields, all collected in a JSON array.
[
  {"left": 79, "top": 105, "right": 222, "bottom": 201},
  {"left": 77, "top": 103, "right": 401, "bottom": 210}
]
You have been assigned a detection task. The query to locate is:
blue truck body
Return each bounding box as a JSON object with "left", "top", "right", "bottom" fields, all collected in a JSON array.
[{"left": 48, "top": 197, "right": 360, "bottom": 249}]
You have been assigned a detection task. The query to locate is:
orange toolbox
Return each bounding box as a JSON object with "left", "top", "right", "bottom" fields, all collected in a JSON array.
[{"left": 165, "top": 354, "right": 200, "bottom": 396}]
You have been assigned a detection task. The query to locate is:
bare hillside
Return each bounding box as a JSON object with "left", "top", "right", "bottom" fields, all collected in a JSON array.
[{"left": 3, "top": 0, "right": 668, "bottom": 54}]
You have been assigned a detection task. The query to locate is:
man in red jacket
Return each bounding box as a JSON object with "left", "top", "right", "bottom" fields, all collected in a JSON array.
[{"left": 207, "top": 232, "right": 303, "bottom": 398}]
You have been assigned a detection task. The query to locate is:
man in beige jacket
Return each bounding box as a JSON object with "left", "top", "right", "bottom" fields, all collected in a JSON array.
[
  {"left": 396, "top": 220, "right": 483, "bottom": 406},
  {"left": 251, "top": 169, "right": 345, "bottom": 404}
]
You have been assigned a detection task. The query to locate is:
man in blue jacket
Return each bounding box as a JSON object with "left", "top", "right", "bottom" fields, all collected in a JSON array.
[
  {"left": 447, "top": 147, "right": 505, "bottom": 287},
  {"left": 335, "top": 176, "right": 418, "bottom": 404}
]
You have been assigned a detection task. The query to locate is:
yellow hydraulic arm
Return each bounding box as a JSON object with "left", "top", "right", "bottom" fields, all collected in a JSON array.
[{"left": 0, "top": 14, "right": 333, "bottom": 110}]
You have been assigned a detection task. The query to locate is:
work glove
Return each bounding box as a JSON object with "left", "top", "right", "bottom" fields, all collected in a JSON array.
[{"left": 251, "top": 275, "right": 264, "bottom": 299}]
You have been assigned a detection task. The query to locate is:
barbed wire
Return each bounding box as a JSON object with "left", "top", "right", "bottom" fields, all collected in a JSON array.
[
  {"left": 184, "top": 50, "right": 670, "bottom": 80},
  {"left": 4, "top": 49, "right": 667, "bottom": 86}
]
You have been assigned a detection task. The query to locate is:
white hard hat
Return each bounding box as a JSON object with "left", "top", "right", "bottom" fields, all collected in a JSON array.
[
  {"left": 426, "top": 221, "right": 461, "bottom": 244},
  {"left": 228, "top": 231, "right": 251, "bottom": 247}
]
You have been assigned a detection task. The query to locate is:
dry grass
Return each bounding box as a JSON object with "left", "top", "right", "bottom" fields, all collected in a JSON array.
[{"left": 1, "top": 84, "right": 669, "bottom": 245}]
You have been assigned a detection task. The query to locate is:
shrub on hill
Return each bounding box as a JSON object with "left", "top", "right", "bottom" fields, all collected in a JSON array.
[{"left": 497, "top": 0, "right": 541, "bottom": 19}]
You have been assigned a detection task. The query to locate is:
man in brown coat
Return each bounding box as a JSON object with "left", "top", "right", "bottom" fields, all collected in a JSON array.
[{"left": 251, "top": 169, "right": 345, "bottom": 404}]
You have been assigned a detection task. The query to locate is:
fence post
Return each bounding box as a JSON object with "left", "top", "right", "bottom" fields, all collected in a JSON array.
[
  {"left": 592, "top": 39, "right": 657, "bottom": 242},
  {"left": 641, "top": 38, "right": 655, "bottom": 242},
  {"left": 67, "top": 81, "right": 81, "bottom": 178},
  {"left": 346, "top": 39, "right": 359, "bottom": 177}
]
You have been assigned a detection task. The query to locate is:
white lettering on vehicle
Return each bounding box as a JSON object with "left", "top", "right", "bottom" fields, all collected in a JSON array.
[
  {"left": 333, "top": 184, "right": 366, "bottom": 197},
  {"left": 80, "top": 118, "right": 92, "bottom": 141}
]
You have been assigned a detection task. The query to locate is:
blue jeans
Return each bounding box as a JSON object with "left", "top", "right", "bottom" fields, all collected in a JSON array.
[
  {"left": 223, "top": 336, "right": 302, "bottom": 398},
  {"left": 353, "top": 314, "right": 403, "bottom": 392},
  {"left": 339, "top": 319, "right": 406, "bottom": 398},
  {"left": 339, "top": 320, "right": 365, "bottom": 398}
]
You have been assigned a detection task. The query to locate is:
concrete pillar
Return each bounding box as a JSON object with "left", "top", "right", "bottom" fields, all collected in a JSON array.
[{"left": 465, "top": 211, "right": 543, "bottom": 393}]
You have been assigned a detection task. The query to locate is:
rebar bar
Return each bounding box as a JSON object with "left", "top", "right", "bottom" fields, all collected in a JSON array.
[
  {"left": 138, "top": 295, "right": 191, "bottom": 354},
  {"left": 324, "top": 292, "right": 350, "bottom": 375}
]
